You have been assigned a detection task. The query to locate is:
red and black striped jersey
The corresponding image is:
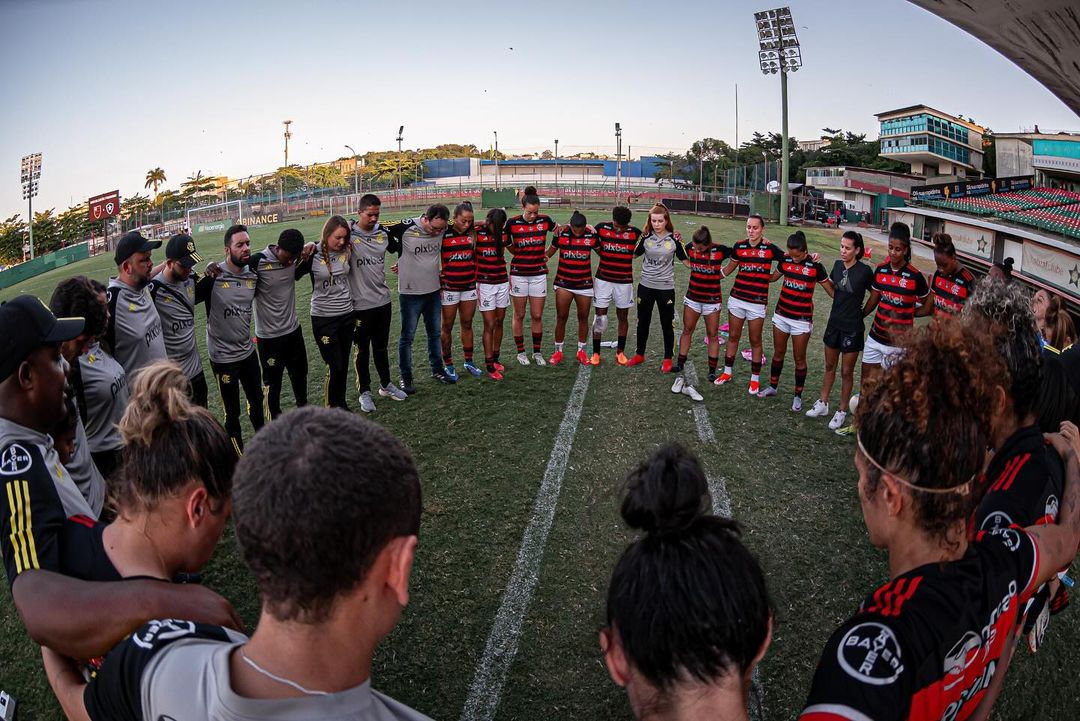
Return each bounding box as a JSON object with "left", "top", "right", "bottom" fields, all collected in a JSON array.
[
  {"left": 594, "top": 222, "right": 642, "bottom": 284},
  {"left": 800, "top": 529, "right": 1040, "bottom": 721},
  {"left": 553, "top": 230, "right": 599, "bottom": 290},
  {"left": 730, "top": 239, "right": 785, "bottom": 305},
  {"left": 869, "top": 262, "right": 930, "bottom": 346},
  {"left": 685, "top": 244, "right": 730, "bottom": 303},
  {"left": 976, "top": 424, "right": 1063, "bottom": 535},
  {"left": 439, "top": 228, "right": 476, "bottom": 292},
  {"left": 930, "top": 266, "right": 976, "bottom": 316},
  {"left": 475, "top": 227, "right": 509, "bottom": 285},
  {"left": 775, "top": 256, "right": 829, "bottom": 322},
  {"left": 505, "top": 214, "right": 556, "bottom": 277}
]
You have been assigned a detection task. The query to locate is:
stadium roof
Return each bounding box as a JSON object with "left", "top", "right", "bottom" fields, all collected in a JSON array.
[{"left": 909, "top": 0, "right": 1080, "bottom": 116}]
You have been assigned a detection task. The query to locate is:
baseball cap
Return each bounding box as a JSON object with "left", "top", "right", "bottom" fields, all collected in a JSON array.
[
  {"left": 165, "top": 234, "right": 203, "bottom": 268},
  {"left": 114, "top": 230, "right": 162, "bottom": 265},
  {"left": 0, "top": 295, "right": 84, "bottom": 383}
]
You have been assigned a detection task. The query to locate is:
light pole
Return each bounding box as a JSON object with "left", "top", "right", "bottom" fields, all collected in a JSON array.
[
  {"left": 344, "top": 144, "right": 359, "bottom": 195},
  {"left": 493, "top": 131, "right": 499, "bottom": 191},
  {"left": 20, "top": 153, "right": 42, "bottom": 259},
  {"left": 281, "top": 120, "right": 293, "bottom": 206},
  {"left": 614, "top": 123, "right": 623, "bottom": 201},
  {"left": 754, "top": 6, "right": 801, "bottom": 226},
  {"left": 396, "top": 126, "right": 404, "bottom": 193},
  {"left": 554, "top": 138, "right": 559, "bottom": 191}
]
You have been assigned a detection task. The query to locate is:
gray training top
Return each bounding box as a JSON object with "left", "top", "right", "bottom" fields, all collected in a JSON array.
[
  {"left": 148, "top": 271, "right": 203, "bottom": 380},
  {"left": 250, "top": 246, "right": 301, "bottom": 339},
  {"left": 636, "top": 231, "right": 686, "bottom": 290},
  {"left": 105, "top": 278, "right": 168, "bottom": 377},
  {"left": 199, "top": 265, "right": 257, "bottom": 364},
  {"left": 307, "top": 247, "right": 354, "bottom": 318},
  {"left": 67, "top": 413, "right": 106, "bottom": 518},
  {"left": 389, "top": 217, "right": 443, "bottom": 296},
  {"left": 349, "top": 222, "right": 393, "bottom": 311},
  {"left": 78, "top": 341, "right": 128, "bottom": 454}
]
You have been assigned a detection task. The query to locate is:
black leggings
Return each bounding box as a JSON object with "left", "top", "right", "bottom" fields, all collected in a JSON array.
[
  {"left": 211, "top": 352, "right": 265, "bottom": 455},
  {"left": 354, "top": 303, "right": 393, "bottom": 393},
  {"left": 635, "top": 284, "right": 676, "bottom": 358},
  {"left": 258, "top": 326, "right": 309, "bottom": 419},
  {"left": 312, "top": 312, "right": 356, "bottom": 410},
  {"left": 189, "top": 371, "right": 209, "bottom": 408}
]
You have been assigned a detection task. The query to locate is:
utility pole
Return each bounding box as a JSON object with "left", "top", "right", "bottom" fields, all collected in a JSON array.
[
  {"left": 282, "top": 120, "right": 292, "bottom": 207},
  {"left": 494, "top": 130, "right": 499, "bottom": 191},
  {"left": 396, "top": 126, "right": 404, "bottom": 193},
  {"left": 344, "top": 144, "right": 359, "bottom": 195},
  {"left": 614, "top": 123, "right": 622, "bottom": 201},
  {"left": 554, "top": 138, "right": 559, "bottom": 192}
]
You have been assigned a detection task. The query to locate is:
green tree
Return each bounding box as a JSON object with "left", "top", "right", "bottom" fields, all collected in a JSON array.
[
  {"left": 57, "top": 204, "right": 91, "bottom": 246},
  {"left": 144, "top": 167, "right": 167, "bottom": 198},
  {"left": 0, "top": 214, "right": 27, "bottom": 265},
  {"left": 31, "top": 209, "right": 60, "bottom": 255}
]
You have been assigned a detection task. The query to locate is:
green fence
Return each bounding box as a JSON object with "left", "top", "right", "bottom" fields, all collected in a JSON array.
[
  {"left": 0, "top": 244, "right": 91, "bottom": 290},
  {"left": 481, "top": 189, "right": 519, "bottom": 208},
  {"left": 750, "top": 192, "right": 780, "bottom": 222}
]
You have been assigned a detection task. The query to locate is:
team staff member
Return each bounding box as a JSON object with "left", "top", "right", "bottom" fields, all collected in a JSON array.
[
  {"left": 917, "top": 232, "right": 976, "bottom": 317},
  {"left": 546, "top": 211, "right": 599, "bottom": 365},
  {"left": 248, "top": 228, "right": 311, "bottom": 419},
  {"left": 760, "top": 231, "right": 832, "bottom": 412},
  {"left": 349, "top": 194, "right": 408, "bottom": 412},
  {"left": 476, "top": 208, "right": 510, "bottom": 380},
  {"left": 149, "top": 234, "right": 208, "bottom": 406},
  {"left": 440, "top": 202, "right": 482, "bottom": 380},
  {"left": 197, "top": 224, "right": 265, "bottom": 455},
  {"left": 105, "top": 231, "right": 168, "bottom": 378},
  {"left": 859, "top": 222, "right": 929, "bottom": 398},
  {"left": 671, "top": 226, "right": 730, "bottom": 402},
  {"left": 627, "top": 204, "right": 686, "bottom": 372},
  {"left": 591, "top": 206, "right": 641, "bottom": 365},
  {"left": 301, "top": 216, "right": 355, "bottom": 410},
  {"left": 800, "top": 321, "right": 1080, "bottom": 721},
  {"left": 716, "top": 215, "right": 784, "bottom": 394},
  {"left": 388, "top": 204, "right": 453, "bottom": 394},
  {"left": 806, "top": 231, "right": 872, "bottom": 432},
  {"left": 506, "top": 186, "right": 557, "bottom": 366}
]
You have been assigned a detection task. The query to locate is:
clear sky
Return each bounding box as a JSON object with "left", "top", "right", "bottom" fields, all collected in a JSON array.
[{"left": 1, "top": 0, "right": 1077, "bottom": 219}]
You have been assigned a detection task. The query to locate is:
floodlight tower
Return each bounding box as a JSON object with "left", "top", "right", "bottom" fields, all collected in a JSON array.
[
  {"left": 20, "top": 153, "right": 42, "bottom": 259},
  {"left": 283, "top": 120, "right": 293, "bottom": 167},
  {"left": 754, "top": 6, "right": 801, "bottom": 226},
  {"left": 614, "top": 123, "right": 623, "bottom": 200},
  {"left": 396, "top": 126, "right": 404, "bottom": 193}
]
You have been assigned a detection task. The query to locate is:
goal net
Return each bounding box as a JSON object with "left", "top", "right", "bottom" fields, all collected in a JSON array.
[{"left": 186, "top": 200, "right": 244, "bottom": 236}]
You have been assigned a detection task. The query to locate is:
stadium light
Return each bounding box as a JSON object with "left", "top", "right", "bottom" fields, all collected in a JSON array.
[
  {"left": 344, "top": 144, "right": 359, "bottom": 194},
  {"left": 494, "top": 130, "right": 499, "bottom": 191},
  {"left": 614, "top": 123, "right": 623, "bottom": 200},
  {"left": 396, "top": 126, "right": 404, "bottom": 193},
  {"left": 754, "top": 6, "right": 800, "bottom": 226},
  {"left": 20, "top": 153, "right": 42, "bottom": 259},
  {"left": 281, "top": 120, "right": 293, "bottom": 206}
]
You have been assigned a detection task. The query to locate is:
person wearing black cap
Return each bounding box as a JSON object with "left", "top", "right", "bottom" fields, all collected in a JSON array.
[
  {"left": 148, "top": 234, "right": 208, "bottom": 406},
  {"left": 105, "top": 230, "right": 168, "bottom": 378},
  {"left": 248, "top": 228, "right": 312, "bottom": 419}
]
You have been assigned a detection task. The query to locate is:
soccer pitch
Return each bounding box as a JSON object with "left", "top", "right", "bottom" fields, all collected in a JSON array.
[{"left": 1, "top": 211, "right": 1076, "bottom": 720}]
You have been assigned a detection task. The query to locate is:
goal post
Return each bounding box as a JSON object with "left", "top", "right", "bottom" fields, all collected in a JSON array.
[{"left": 186, "top": 199, "right": 244, "bottom": 236}]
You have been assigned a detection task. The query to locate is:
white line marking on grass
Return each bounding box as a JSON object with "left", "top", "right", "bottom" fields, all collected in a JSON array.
[
  {"left": 460, "top": 364, "right": 592, "bottom": 721},
  {"left": 684, "top": 359, "right": 764, "bottom": 720}
]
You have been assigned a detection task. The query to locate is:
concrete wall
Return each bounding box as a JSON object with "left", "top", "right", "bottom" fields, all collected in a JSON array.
[{"left": 996, "top": 138, "right": 1034, "bottom": 177}]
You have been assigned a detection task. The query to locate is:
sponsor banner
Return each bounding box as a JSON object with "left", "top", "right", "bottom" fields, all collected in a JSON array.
[
  {"left": 195, "top": 219, "right": 232, "bottom": 234},
  {"left": 242, "top": 212, "right": 280, "bottom": 227},
  {"left": 911, "top": 175, "right": 1034, "bottom": 202},
  {"left": 1022, "top": 242, "right": 1080, "bottom": 295},
  {"left": 944, "top": 221, "right": 992, "bottom": 259}
]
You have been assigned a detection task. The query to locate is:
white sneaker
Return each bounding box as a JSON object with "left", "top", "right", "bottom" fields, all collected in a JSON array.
[
  {"left": 805, "top": 399, "right": 829, "bottom": 418},
  {"left": 359, "top": 391, "right": 376, "bottom": 413},
  {"left": 671, "top": 376, "right": 685, "bottom": 394},
  {"left": 756, "top": 386, "right": 777, "bottom": 398},
  {"left": 791, "top": 396, "right": 802, "bottom": 412},
  {"left": 682, "top": 384, "right": 704, "bottom": 402},
  {"left": 517, "top": 352, "right": 530, "bottom": 366},
  {"left": 828, "top": 410, "right": 847, "bottom": 431},
  {"left": 532, "top": 352, "right": 547, "bottom": 367},
  {"left": 849, "top": 393, "right": 860, "bottom": 414},
  {"left": 379, "top": 383, "right": 408, "bottom": 401}
]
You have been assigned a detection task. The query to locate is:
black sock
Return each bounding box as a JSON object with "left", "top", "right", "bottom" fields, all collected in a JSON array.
[
  {"left": 532, "top": 333, "right": 542, "bottom": 353},
  {"left": 486, "top": 356, "right": 495, "bottom": 373},
  {"left": 708, "top": 355, "right": 718, "bottom": 373},
  {"left": 593, "top": 338, "right": 601, "bottom": 354},
  {"left": 514, "top": 335, "right": 525, "bottom": 353},
  {"left": 770, "top": 360, "right": 783, "bottom": 388},
  {"left": 617, "top": 335, "right": 627, "bottom": 352}
]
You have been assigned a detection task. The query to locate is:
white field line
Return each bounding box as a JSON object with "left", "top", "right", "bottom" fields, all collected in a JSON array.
[
  {"left": 460, "top": 364, "right": 592, "bottom": 721},
  {"left": 683, "top": 359, "right": 764, "bottom": 720}
]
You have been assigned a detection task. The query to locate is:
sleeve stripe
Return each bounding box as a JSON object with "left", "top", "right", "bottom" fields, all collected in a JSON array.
[
  {"left": 801, "top": 704, "right": 877, "bottom": 721},
  {"left": 5, "top": 481, "right": 22, "bottom": 574},
  {"left": 6, "top": 480, "right": 40, "bottom": 574}
]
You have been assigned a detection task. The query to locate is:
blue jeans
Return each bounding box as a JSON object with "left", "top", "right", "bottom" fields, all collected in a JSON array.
[{"left": 398, "top": 291, "right": 442, "bottom": 380}]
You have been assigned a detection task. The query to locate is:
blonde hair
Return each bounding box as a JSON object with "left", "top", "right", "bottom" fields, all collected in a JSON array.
[{"left": 648, "top": 204, "right": 674, "bottom": 234}]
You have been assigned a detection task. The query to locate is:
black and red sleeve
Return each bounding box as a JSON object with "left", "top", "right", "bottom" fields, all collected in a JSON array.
[{"left": 1, "top": 443, "right": 66, "bottom": 587}]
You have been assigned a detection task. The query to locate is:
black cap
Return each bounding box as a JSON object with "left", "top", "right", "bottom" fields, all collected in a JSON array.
[
  {"left": 0, "top": 295, "right": 84, "bottom": 383},
  {"left": 165, "top": 234, "right": 202, "bottom": 268},
  {"left": 570, "top": 211, "right": 587, "bottom": 227},
  {"left": 278, "top": 228, "right": 305, "bottom": 256},
  {"left": 114, "top": 230, "right": 162, "bottom": 265}
]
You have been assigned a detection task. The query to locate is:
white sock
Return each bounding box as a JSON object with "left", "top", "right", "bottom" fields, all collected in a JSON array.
[
  {"left": 723, "top": 365, "right": 733, "bottom": 375},
  {"left": 577, "top": 341, "right": 586, "bottom": 351},
  {"left": 555, "top": 342, "right": 564, "bottom": 352},
  {"left": 750, "top": 373, "right": 760, "bottom": 383}
]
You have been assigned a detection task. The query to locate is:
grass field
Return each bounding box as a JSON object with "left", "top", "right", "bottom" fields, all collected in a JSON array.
[{"left": 1, "top": 210, "right": 1077, "bottom": 721}]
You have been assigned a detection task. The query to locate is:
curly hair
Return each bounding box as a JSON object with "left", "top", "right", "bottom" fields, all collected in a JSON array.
[
  {"left": 49, "top": 276, "right": 107, "bottom": 340},
  {"left": 856, "top": 320, "right": 1003, "bottom": 547}
]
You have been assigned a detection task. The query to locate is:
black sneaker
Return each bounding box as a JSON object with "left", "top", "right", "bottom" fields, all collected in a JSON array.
[
  {"left": 431, "top": 369, "right": 457, "bottom": 384},
  {"left": 399, "top": 378, "right": 417, "bottom": 395},
  {"left": 708, "top": 372, "right": 717, "bottom": 383}
]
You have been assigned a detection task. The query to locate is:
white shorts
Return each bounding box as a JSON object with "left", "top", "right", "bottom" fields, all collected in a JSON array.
[
  {"left": 727, "top": 296, "right": 767, "bottom": 321},
  {"left": 772, "top": 313, "right": 812, "bottom": 336},
  {"left": 510, "top": 275, "right": 547, "bottom": 298},
  {"left": 594, "top": 278, "right": 634, "bottom": 309},
  {"left": 684, "top": 298, "right": 723, "bottom": 316},
  {"left": 478, "top": 282, "right": 510, "bottom": 310},
  {"left": 441, "top": 288, "right": 478, "bottom": 306},
  {"left": 555, "top": 285, "right": 594, "bottom": 298},
  {"left": 863, "top": 335, "right": 903, "bottom": 367}
]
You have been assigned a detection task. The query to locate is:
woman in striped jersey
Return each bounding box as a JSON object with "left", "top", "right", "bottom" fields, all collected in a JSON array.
[
  {"left": 758, "top": 231, "right": 832, "bottom": 412},
  {"left": 545, "top": 211, "right": 599, "bottom": 365},
  {"left": 627, "top": 204, "right": 686, "bottom": 371},
  {"left": 506, "top": 186, "right": 557, "bottom": 366},
  {"left": 671, "top": 226, "right": 731, "bottom": 402},
  {"left": 440, "top": 202, "right": 481, "bottom": 380},
  {"left": 305, "top": 215, "right": 356, "bottom": 409},
  {"left": 476, "top": 208, "right": 510, "bottom": 379}
]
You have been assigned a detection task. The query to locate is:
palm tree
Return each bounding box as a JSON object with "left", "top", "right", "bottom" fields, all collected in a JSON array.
[{"left": 144, "top": 167, "right": 167, "bottom": 198}]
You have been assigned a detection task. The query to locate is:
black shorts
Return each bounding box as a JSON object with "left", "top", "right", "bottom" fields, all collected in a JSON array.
[{"left": 823, "top": 324, "right": 864, "bottom": 353}]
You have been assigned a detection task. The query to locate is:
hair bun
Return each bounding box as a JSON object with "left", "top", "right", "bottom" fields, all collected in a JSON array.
[
  {"left": 523, "top": 185, "right": 538, "bottom": 196},
  {"left": 621, "top": 445, "right": 710, "bottom": 535}
]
